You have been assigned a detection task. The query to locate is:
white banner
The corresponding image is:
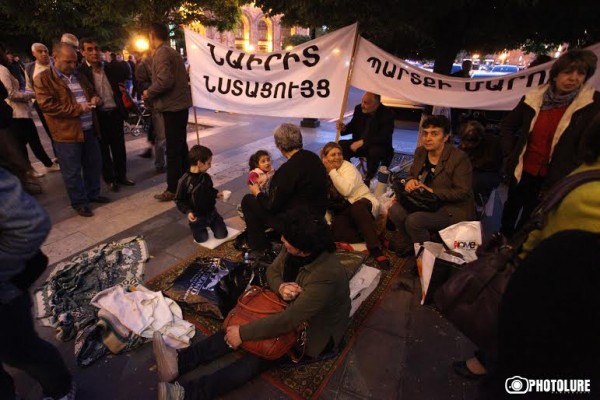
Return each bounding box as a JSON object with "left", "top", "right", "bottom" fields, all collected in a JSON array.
[
  {"left": 184, "top": 24, "right": 356, "bottom": 118},
  {"left": 351, "top": 38, "right": 600, "bottom": 111}
]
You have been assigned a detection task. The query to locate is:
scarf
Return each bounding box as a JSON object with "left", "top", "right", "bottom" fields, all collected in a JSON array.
[{"left": 541, "top": 86, "right": 580, "bottom": 111}]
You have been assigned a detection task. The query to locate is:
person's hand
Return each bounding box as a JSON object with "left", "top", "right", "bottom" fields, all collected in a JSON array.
[
  {"left": 187, "top": 212, "right": 197, "bottom": 222},
  {"left": 90, "top": 96, "right": 102, "bottom": 107},
  {"left": 248, "top": 181, "right": 260, "bottom": 197},
  {"left": 216, "top": 191, "right": 224, "bottom": 199},
  {"left": 142, "top": 90, "right": 149, "bottom": 100},
  {"left": 278, "top": 282, "right": 303, "bottom": 301},
  {"left": 81, "top": 102, "right": 92, "bottom": 112},
  {"left": 225, "top": 325, "right": 242, "bottom": 349},
  {"left": 322, "top": 158, "right": 336, "bottom": 173},
  {"left": 336, "top": 120, "right": 346, "bottom": 132},
  {"left": 404, "top": 179, "right": 420, "bottom": 192},
  {"left": 350, "top": 140, "right": 364, "bottom": 152}
]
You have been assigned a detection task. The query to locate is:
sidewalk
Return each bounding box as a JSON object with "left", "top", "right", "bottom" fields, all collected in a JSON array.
[{"left": 10, "top": 106, "right": 481, "bottom": 400}]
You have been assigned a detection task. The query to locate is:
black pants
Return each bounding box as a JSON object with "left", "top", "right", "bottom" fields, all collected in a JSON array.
[
  {"left": 179, "top": 331, "right": 273, "bottom": 400},
  {"left": 10, "top": 118, "right": 53, "bottom": 167},
  {"left": 240, "top": 194, "right": 284, "bottom": 251},
  {"left": 97, "top": 109, "right": 127, "bottom": 183},
  {"left": 33, "top": 101, "right": 57, "bottom": 156},
  {"left": 164, "top": 109, "right": 190, "bottom": 193},
  {"left": 331, "top": 198, "right": 381, "bottom": 252},
  {"left": 190, "top": 210, "right": 228, "bottom": 243},
  {"left": 338, "top": 140, "right": 393, "bottom": 179},
  {"left": 500, "top": 172, "right": 544, "bottom": 237},
  {"left": 0, "top": 293, "right": 72, "bottom": 400}
]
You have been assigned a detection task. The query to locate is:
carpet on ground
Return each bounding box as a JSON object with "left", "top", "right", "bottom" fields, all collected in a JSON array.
[{"left": 146, "top": 240, "right": 405, "bottom": 399}]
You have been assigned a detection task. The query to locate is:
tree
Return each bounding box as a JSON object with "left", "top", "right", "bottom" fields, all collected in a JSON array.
[
  {"left": 0, "top": 0, "right": 245, "bottom": 53},
  {"left": 252, "top": 0, "right": 600, "bottom": 75}
]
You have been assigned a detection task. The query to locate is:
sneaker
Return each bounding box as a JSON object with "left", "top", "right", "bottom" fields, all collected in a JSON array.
[
  {"left": 153, "top": 331, "right": 179, "bottom": 382},
  {"left": 154, "top": 190, "right": 175, "bottom": 202},
  {"left": 46, "top": 163, "right": 61, "bottom": 172},
  {"left": 157, "top": 382, "right": 185, "bottom": 400}
]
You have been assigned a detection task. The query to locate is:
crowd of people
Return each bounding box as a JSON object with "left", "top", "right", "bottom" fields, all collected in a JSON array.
[{"left": 2, "top": 26, "right": 600, "bottom": 399}]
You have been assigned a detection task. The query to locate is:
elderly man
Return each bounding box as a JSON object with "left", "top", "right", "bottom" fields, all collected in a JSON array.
[
  {"left": 79, "top": 38, "right": 134, "bottom": 192},
  {"left": 34, "top": 43, "right": 109, "bottom": 217},
  {"left": 337, "top": 92, "right": 395, "bottom": 184},
  {"left": 143, "top": 22, "right": 192, "bottom": 202},
  {"left": 240, "top": 123, "right": 328, "bottom": 253},
  {"left": 25, "top": 42, "right": 59, "bottom": 161}
]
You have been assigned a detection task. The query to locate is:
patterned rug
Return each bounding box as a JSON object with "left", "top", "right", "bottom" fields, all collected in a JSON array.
[
  {"left": 34, "top": 236, "right": 149, "bottom": 341},
  {"left": 146, "top": 241, "right": 406, "bottom": 400}
]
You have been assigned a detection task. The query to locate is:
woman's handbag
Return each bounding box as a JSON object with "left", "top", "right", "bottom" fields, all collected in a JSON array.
[
  {"left": 434, "top": 170, "right": 600, "bottom": 356},
  {"left": 392, "top": 178, "right": 441, "bottom": 213},
  {"left": 223, "top": 286, "right": 307, "bottom": 361}
]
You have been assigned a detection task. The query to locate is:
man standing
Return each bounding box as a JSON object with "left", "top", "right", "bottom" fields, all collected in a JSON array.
[
  {"left": 25, "top": 43, "right": 58, "bottom": 159},
  {"left": 144, "top": 22, "right": 192, "bottom": 201},
  {"left": 337, "top": 92, "right": 395, "bottom": 184},
  {"left": 79, "top": 38, "right": 134, "bottom": 192},
  {"left": 34, "top": 43, "right": 109, "bottom": 217}
]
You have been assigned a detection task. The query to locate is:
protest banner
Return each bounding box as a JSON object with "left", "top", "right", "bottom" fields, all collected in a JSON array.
[
  {"left": 185, "top": 24, "right": 357, "bottom": 118},
  {"left": 351, "top": 38, "right": 600, "bottom": 110}
]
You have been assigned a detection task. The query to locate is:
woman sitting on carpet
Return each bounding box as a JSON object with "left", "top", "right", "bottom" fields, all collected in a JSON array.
[
  {"left": 388, "top": 115, "right": 475, "bottom": 256},
  {"left": 152, "top": 207, "right": 350, "bottom": 400},
  {"left": 320, "top": 141, "right": 390, "bottom": 269}
]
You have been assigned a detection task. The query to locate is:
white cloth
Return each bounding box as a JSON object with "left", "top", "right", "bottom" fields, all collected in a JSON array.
[
  {"left": 91, "top": 285, "right": 195, "bottom": 349},
  {"left": 329, "top": 160, "right": 380, "bottom": 216},
  {"left": 348, "top": 264, "right": 381, "bottom": 317}
]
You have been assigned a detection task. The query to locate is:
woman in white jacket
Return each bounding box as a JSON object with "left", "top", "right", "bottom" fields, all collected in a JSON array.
[
  {"left": 321, "top": 142, "right": 390, "bottom": 269},
  {"left": 0, "top": 49, "right": 58, "bottom": 178}
]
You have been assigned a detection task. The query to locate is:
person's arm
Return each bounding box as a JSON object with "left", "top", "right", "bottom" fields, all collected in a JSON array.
[
  {"left": 329, "top": 161, "right": 362, "bottom": 197},
  {"left": 192, "top": 175, "right": 218, "bottom": 214},
  {"left": 145, "top": 48, "right": 175, "bottom": 100},
  {"left": 34, "top": 73, "right": 85, "bottom": 117},
  {"left": 240, "top": 268, "right": 333, "bottom": 341},
  {"left": 0, "top": 167, "right": 51, "bottom": 304},
  {"left": 433, "top": 151, "right": 473, "bottom": 202},
  {"left": 0, "top": 67, "right": 33, "bottom": 103},
  {"left": 500, "top": 99, "right": 526, "bottom": 160},
  {"left": 174, "top": 174, "right": 192, "bottom": 214}
]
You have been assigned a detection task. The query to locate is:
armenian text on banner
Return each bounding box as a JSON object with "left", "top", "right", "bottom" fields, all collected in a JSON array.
[
  {"left": 184, "top": 24, "right": 357, "bottom": 118},
  {"left": 351, "top": 38, "right": 600, "bottom": 111}
]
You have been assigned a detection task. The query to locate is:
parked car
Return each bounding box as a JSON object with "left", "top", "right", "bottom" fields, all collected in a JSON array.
[{"left": 471, "top": 64, "right": 520, "bottom": 79}]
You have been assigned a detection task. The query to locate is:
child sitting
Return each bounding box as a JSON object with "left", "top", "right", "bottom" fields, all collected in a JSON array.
[
  {"left": 175, "top": 145, "right": 228, "bottom": 244},
  {"left": 247, "top": 150, "right": 275, "bottom": 194}
]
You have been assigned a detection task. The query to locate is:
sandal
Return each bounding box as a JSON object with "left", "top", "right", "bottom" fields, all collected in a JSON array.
[
  {"left": 335, "top": 242, "right": 355, "bottom": 252},
  {"left": 375, "top": 255, "right": 391, "bottom": 270}
]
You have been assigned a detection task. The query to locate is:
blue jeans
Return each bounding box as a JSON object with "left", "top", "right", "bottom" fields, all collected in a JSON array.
[
  {"left": 53, "top": 129, "right": 102, "bottom": 208},
  {"left": 189, "top": 210, "right": 228, "bottom": 243}
]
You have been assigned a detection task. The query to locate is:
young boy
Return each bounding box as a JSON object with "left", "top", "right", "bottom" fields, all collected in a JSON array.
[{"left": 175, "top": 145, "right": 228, "bottom": 243}]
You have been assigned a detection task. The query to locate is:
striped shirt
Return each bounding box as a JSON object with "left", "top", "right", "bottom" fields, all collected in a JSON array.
[{"left": 54, "top": 67, "right": 93, "bottom": 130}]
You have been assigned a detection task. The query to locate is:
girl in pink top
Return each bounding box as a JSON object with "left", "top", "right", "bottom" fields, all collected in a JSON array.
[{"left": 247, "top": 150, "right": 275, "bottom": 194}]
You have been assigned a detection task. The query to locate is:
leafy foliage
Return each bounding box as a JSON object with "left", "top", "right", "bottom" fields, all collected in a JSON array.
[
  {"left": 282, "top": 34, "right": 310, "bottom": 48},
  {"left": 253, "top": 0, "right": 600, "bottom": 74}
]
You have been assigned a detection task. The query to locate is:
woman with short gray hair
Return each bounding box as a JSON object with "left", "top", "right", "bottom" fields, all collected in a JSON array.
[{"left": 240, "top": 123, "right": 328, "bottom": 253}]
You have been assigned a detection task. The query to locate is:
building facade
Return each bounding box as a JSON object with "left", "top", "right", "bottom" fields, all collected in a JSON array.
[{"left": 188, "top": 5, "right": 309, "bottom": 53}]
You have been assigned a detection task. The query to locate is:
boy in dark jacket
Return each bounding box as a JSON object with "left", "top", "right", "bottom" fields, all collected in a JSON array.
[{"left": 175, "top": 145, "right": 228, "bottom": 243}]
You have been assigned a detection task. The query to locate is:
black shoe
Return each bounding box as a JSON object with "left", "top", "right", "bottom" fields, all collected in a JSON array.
[
  {"left": 117, "top": 178, "right": 135, "bottom": 186},
  {"left": 75, "top": 206, "right": 94, "bottom": 217},
  {"left": 139, "top": 149, "right": 153, "bottom": 159},
  {"left": 452, "top": 361, "right": 486, "bottom": 380},
  {"left": 90, "top": 196, "right": 111, "bottom": 204},
  {"left": 109, "top": 182, "right": 120, "bottom": 192}
]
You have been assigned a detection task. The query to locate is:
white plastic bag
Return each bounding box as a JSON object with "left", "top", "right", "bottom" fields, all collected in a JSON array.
[
  {"left": 438, "top": 221, "right": 482, "bottom": 263},
  {"left": 415, "top": 242, "right": 465, "bottom": 305}
]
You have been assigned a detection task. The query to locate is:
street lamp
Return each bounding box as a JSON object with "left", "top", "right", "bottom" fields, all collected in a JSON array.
[{"left": 135, "top": 37, "right": 149, "bottom": 52}]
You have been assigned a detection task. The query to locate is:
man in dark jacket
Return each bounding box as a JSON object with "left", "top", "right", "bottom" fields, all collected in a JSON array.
[
  {"left": 79, "top": 38, "right": 134, "bottom": 192},
  {"left": 337, "top": 92, "right": 395, "bottom": 184}
]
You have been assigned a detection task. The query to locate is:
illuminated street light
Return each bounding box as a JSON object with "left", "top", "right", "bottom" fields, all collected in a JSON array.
[{"left": 135, "top": 37, "right": 149, "bottom": 51}]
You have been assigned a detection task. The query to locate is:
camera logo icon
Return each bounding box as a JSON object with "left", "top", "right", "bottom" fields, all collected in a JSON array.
[{"left": 505, "top": 376, "right": 530, "bottom": 394}]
